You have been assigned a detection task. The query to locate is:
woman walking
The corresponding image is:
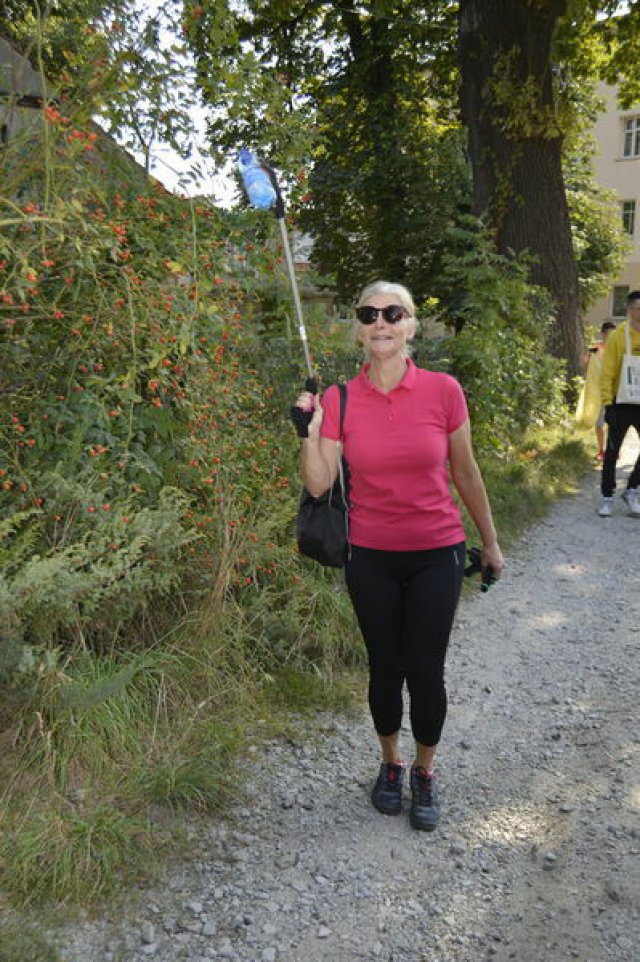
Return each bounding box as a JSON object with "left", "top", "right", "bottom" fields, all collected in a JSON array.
[{"left": 292, "top": 280, "right": 504, "bottom": 830}]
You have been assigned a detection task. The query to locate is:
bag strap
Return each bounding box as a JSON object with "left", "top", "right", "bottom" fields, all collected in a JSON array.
[
  {"left": 336, "top": 382, "right": 349, "bottom": 505},
  {"left": 338, "top": 382, "right": 347, "bottom": 439},
  {"left": 335, "top": 385, "right": 349, "bottom": 550}
]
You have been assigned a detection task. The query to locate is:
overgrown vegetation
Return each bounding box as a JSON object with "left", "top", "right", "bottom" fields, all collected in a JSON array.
[
  {"left": 0, "top": 38, "right": 595, "bottom": 911},
  {"left": 0, "top": 96, "right": 365, "bottom": 907},
  {"left": 416, "top": 218, "right": 567, "bottom": 453}
]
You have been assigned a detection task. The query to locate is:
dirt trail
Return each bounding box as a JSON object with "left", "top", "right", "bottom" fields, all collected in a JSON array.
[{"left": 52, "top": 438, "right": 640, "bottom": 962}]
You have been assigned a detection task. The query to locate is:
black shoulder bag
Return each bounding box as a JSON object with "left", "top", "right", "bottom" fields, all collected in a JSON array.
[{"left": 296, "top": 383, "right": 349, "bottom": 568}]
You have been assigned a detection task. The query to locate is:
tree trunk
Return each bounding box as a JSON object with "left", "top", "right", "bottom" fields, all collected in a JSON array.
[{"left": 458, "top": 0, "right": 584, "bottom": 380}]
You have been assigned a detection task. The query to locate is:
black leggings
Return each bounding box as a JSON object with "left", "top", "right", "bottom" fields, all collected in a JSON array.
[
  {"left": 345, "top": 542, "right": 465, "bottom": 747},
  {"left": 601, "top": 403, "right": 640, "bottom": 497}
]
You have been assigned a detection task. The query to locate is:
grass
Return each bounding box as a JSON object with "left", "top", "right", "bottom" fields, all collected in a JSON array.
[
  {"left": 0, "top": 634, "right": 251, "bottom": 906},
  {"left": 2, "top": 805, "right": 151, "bottom": 906},
  {"left": 261, "top": 665, "right": 365, "bottom": 716},
  {"left": 0, "top": 569, "right": 363, "bottom": 907},
  {"left": 474, "top": 424, "right": 593, "bottom": 549},
  {"left": 0, "top": 923, "right": 61, "bottom": 962},
  {"left": 0, "top": 421, "right": 593, "bottom": 910}
]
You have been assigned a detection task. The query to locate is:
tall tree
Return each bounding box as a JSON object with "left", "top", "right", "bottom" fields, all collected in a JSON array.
[
  {"left": 458, "top": 0, "right": 584, "bottom": 376},
  {"left": 187, "top": 1, "right": 640, "bottom": 364},
  {"left": 457, "top": 0, "right": 640, "bottom": 379}
]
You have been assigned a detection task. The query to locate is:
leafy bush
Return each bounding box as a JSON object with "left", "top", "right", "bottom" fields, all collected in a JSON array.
[
  {"left": 0, "top": 109, "right": 303, "bottom": 671},
  {"left": 416, "top": 218, "right": 568, "bottom": 453},
  {"left": 0, "top": 99, "right": 362, "bottom": 903}
]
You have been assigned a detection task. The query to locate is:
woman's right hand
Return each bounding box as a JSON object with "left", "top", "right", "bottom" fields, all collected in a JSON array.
[{"left": 290, "top": 392, "right": 323, "bottom": 438}]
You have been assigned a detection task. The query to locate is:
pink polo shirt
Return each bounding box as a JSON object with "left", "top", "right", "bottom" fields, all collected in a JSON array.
[{"left": 320, "top": 360, "right": 468, "bottom": 551}]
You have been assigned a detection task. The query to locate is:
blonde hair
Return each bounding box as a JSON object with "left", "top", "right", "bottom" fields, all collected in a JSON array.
[
  {"left": 356, "top": 280, "right": 416, "bottom": 317},
  {"left": 355, "top": 280, "right": 418, "bottom": 358}
]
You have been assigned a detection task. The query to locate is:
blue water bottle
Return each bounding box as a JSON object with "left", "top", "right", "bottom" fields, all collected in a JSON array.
[{"left": 237, "top": 149, "right": 277, "bottom": 210}]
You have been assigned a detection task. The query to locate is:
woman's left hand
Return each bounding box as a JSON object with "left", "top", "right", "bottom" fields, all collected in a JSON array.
[{"left": 481, "top": 542, "right": 505, "bottom": 581}]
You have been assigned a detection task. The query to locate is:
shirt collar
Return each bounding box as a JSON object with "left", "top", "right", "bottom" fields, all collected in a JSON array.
[{"left": 357, "top": 358, "right": 418, "bottom": 395}]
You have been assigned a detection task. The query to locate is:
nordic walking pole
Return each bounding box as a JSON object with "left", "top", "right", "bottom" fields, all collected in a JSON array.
[
  {"left": 237, "top": 149, "right": 315, "bottom": 387},
  {"left": 275, "top": 205, "right": 314, "bottom": 382}
]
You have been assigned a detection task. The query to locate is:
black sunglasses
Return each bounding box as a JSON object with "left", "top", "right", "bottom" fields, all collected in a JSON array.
[{"left": 355, "top": 304, "right": 407, "bottom": 325}]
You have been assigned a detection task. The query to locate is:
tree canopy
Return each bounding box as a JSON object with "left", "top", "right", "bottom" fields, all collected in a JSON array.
[
  {"left": 184, "top": 0, "right": 640, "bottom": 375},
  {"left": 4, "top": 0, "right": 639, "bottom": 373}
]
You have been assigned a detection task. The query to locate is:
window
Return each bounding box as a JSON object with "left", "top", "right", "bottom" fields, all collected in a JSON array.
[
  {"left": 623, "top": 116, "right": 640, "bottom": 158},
  {"left": 622, "top": 200, "right": 636, "bottom": 235},
  {"left": 613, "top": 286, "right": 629, "bottom": 318}
]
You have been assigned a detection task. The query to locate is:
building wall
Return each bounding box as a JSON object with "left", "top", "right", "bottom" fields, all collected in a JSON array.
[
  {"left": 584, "top": 83, "right": 640, "bottom": 330},
  {"left": 0, "top": 36, "right": 51, "bottom": 142}
]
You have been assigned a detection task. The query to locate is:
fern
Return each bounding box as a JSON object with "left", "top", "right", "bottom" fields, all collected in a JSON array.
[
  {"left": 0, "top": 509, "right": 43, "bottom": 576},
  {"left": 4, "top": 487, "right": 198, "bottom": 651}
]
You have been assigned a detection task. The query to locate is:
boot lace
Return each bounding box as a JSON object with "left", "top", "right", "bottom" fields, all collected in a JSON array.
[
  {"left": 412, "top": 766, "right": 434, "bottom": 806},
  {"left": 382, "top": 762, "right": 403, "bottom": 790}
]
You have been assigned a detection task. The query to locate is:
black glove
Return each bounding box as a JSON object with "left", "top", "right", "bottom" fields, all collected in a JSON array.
[
  {"left": 290, "top": 406, "right": 313, "bottom": 438},
  {"left": 604, "top": 404, "right": 616, "bottom": 428},
  {"left": 290, "top": 378, "right": 318, "bottom": 439}
]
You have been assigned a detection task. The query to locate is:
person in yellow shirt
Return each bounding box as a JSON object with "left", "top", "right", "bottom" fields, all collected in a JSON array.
[
  {"left": 577, "top": 321, "right": 616, "bottom": 459},
  {"left": 598, "top": 290, "right": 640, "bottom": 517}
]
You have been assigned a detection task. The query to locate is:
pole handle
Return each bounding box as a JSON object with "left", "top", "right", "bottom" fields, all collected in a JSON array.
[
  {"left": 464, "top": 547, "right": 496, "bottom": 592},
  {"left": 264, "top": 165, "right": 286, "bottom": 219}
]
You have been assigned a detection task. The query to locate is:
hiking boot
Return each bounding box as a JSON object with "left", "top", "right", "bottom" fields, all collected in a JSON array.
[
  {"left": 371, "top": 762, "right": 404, "bottom": 815},
  {"left": 410, "top": 765, "right": 440, "bottom": 832},
  {"left": 598, "top": 497, "right": 613, "bottom": 518},
  {"left": 622, "top": 488, "right": 640, "bottom": 516}
]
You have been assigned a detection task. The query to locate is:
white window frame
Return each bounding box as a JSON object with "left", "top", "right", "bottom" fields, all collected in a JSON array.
[
  {"left": 623, "top": 116, "right": 640, "bottom": 158},
  {"left": 622, "top": 199, "right": 636, "bottom": 235}
]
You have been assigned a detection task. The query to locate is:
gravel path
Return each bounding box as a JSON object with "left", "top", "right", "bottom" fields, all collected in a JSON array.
[{"left": 52, "top": 440, "right": 639, "bottom": 962}]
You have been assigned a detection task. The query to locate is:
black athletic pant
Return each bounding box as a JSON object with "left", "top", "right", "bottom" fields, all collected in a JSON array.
[
  {"left": 345, "top": 542, "right": 465, "bottom": 748},
  {"left": 601, "top": 403, "right": 640, "bottom": 497}
]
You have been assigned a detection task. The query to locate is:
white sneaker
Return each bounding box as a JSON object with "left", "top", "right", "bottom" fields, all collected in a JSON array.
[
  {"left": 598, "top": 497, "right": 614, "bottom": 517},
  {"left": 626, "top": 489, "right": 640, "bottom": 517}
]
